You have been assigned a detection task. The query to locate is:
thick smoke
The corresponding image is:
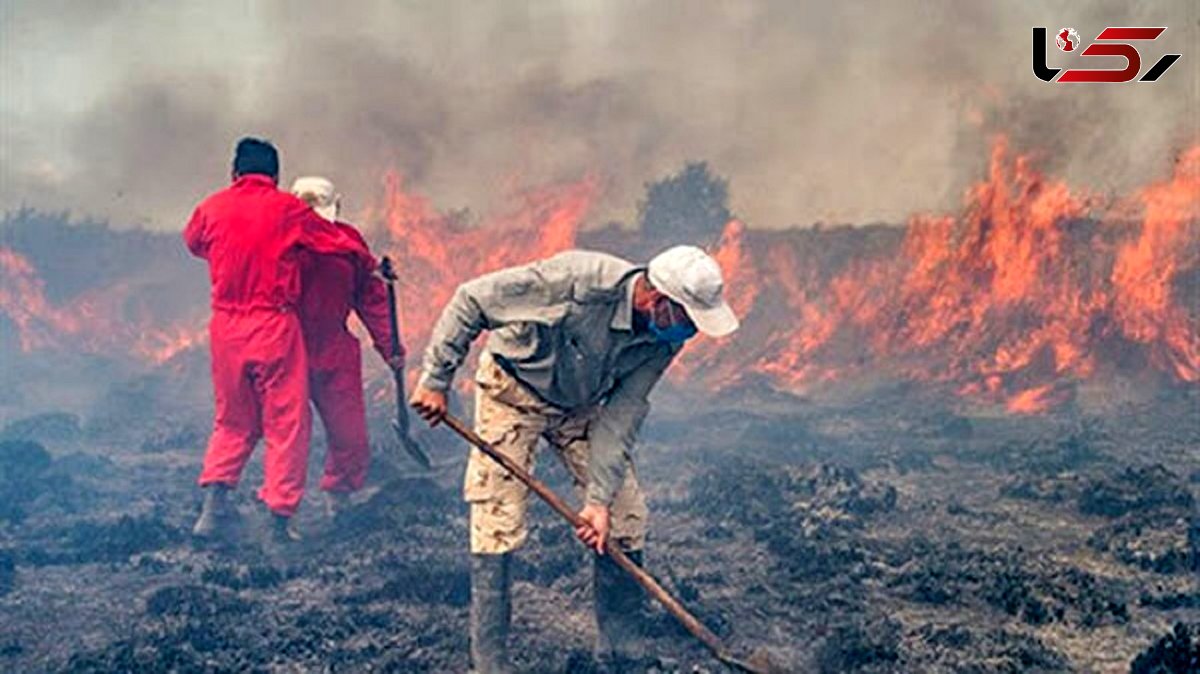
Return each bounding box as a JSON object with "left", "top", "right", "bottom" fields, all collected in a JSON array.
[{"left": 0, "top": 0, "right": 1195, "bottom": 230}]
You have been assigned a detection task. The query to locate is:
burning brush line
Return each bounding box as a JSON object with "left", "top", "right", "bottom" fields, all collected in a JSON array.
[
  {"left": 678, "top": 138, "right": 1199, "bottom": 412},
  {"left": 2, "top": 136, "right": 1197, "bottom": 413},
  {"left": 0, "top": 247, "right": 208, "bottom": 365}
]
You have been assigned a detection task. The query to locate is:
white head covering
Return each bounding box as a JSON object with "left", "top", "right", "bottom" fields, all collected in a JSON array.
[
  {"left": 290, "top": 176, "right": 340, "bottom": 222},
  {"left": 647, "top": 245, "right": 739, "bottom": 337}
]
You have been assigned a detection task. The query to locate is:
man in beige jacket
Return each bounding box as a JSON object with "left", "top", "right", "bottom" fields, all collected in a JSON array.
[{"left": 411, "top": 246, "right": 738, "bottom": 672}]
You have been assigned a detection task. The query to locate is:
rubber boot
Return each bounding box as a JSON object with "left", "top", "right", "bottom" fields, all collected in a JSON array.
[
  {"left": 271, "top": 513, "right": 302, "bottom": 543},
  {"left": 470, "top": 553, "right": 512, "bottom": 674},
  {"left": 594, "top": 549, "right": 646, "bottom": 669},
  {"left": 191, "top": 484, "right": 236, "bottom": 539}
]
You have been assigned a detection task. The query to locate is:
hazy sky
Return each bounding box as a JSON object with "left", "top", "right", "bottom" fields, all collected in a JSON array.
[{"left": 1, "top": 0, "right": 1196, "bottom": 230}]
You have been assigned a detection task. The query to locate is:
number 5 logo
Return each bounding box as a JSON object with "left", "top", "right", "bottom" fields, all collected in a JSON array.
[{"left": 1033, "top": 27, "right": 1181, "bottom": 83}]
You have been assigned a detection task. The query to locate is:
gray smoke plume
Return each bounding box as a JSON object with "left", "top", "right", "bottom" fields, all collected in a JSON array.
[{"left": 0, "top": 0, "right": 1195, "bottom": 231}]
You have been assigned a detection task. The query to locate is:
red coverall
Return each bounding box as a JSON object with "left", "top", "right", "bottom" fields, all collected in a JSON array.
[
  {"left": 298, "top": 222, "right": 400, "bottom": 494},
  {"left": 183, "top": 174, "right": 372, "bottom": 516}
]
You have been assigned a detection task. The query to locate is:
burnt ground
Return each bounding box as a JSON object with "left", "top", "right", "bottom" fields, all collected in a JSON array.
[{"left": 0, "top": 380, "right": 1197, "bottom": 673}]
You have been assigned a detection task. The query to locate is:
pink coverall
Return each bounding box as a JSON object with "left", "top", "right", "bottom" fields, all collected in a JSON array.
[
  {"left": 298, "top": 222, "right": 400, "bottom": 493},
  {"left": 184, "top": 174, "right": 372, "bottom": 516}
]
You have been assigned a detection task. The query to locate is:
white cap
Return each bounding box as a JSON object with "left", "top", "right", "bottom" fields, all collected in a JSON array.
[
  {"left": 290, "top": 176, "right": 339, "bottom": 222},
  {"left": 647, "top": 245, "right": 739, "bottom": 337}
]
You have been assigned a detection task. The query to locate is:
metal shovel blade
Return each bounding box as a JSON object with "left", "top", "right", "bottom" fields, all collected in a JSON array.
[{"left": 392, "top": 420, "right": 432, "bottom": 470}]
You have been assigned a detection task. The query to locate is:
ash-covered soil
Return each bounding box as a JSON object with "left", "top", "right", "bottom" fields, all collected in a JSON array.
[{"left": 0, "top": 384, "right": 1197, "bottom": 673}]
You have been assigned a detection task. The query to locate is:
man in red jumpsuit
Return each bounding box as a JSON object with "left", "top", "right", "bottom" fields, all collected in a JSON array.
[
  {"left": 290, "top": 176, "right": 403, "bottom": 518},
  {"left": 184, "top": 138, "right": 373, "bottom": 543}
]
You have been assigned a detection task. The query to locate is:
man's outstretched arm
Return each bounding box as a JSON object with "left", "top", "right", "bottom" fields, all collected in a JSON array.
[{"left": 287, "top": 202, "right": 372, "bottom": 265}]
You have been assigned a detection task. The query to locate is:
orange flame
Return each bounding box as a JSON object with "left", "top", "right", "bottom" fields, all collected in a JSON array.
[
  {"left": 0, "top": 247, "right": 208, "bottom": 364},
  {"left": 360, "top": 171, "right": 601, "bottom": 386},
  {"left": 1111, "top": 146, "right": 1200, "bottom": 382},
  {"left": 0, "top": 247, "right": 78, "bottom": 351},
  {"left": 3, "top": 137, "right": 1195, "bottom": 416},
  {"left": 680, "top": 136, "right": 1198, "bottom": 412}
]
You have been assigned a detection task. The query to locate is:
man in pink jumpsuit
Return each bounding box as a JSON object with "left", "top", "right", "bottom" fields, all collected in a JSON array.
[
  {"left": 185, "top": 139, "right": 373, "bottom": 543},
  {"left": 291, "top": 176, "right": 403, "bottom": 518}
]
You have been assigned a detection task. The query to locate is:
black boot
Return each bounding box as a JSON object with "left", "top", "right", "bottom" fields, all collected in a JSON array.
[
  {"left": 191, "top": 484, "right": 237, "bottom": 540},
  {"left": 271, "top": 513, "right": 302, "bottom": 543},
  {"left": 594, "top": 549, "right": 647, "bottom": 669},
  {"left": 470, "top": 553, "right": 512, "bottom": 674}
]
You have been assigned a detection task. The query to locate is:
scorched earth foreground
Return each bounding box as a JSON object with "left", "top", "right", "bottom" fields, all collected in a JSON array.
[{"left": 0, "top": 141, "right": 1197, "bottom": 673}]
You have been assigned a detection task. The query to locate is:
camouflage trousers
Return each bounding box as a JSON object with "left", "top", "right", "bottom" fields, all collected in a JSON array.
[{"left": 465, "top": 351, "right": 648, "bottom": 555}]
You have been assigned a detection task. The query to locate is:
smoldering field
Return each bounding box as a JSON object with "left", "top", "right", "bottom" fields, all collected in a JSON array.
[
  {"left": 0, "top": 346, "right": 1196, "bottom": 673},
  {"left": 0, "top": 174, "right": 1197, "bottom": 672}
]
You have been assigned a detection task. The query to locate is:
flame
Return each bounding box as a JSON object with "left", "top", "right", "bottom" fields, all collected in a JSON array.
[
  {"left": 0, "top": 247, "right": 78, "bottom": 351},
  {"left": 0, "top": 247, "right": 208, "bottom": 364},
  {"left": 363, "top": 171, "right": 601, "bottom": 385},
  {"left": 1111, "top": 146, "right": 1200, "bottom": 382},
  {"left": 681, "top": 136, "right": 1198, "bottom": 412},
  {"left": 134, "top": 324, "right": 209, "bottom": 365},
  {"left": 1005, "top": 383, "right": 1070, "bottom": 414},
  {"left": 0, "top": 172, "right": 597, "bottom": 372},
  {"left": 3, "top": 137, "right": 1195, "bottom": 415}
]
